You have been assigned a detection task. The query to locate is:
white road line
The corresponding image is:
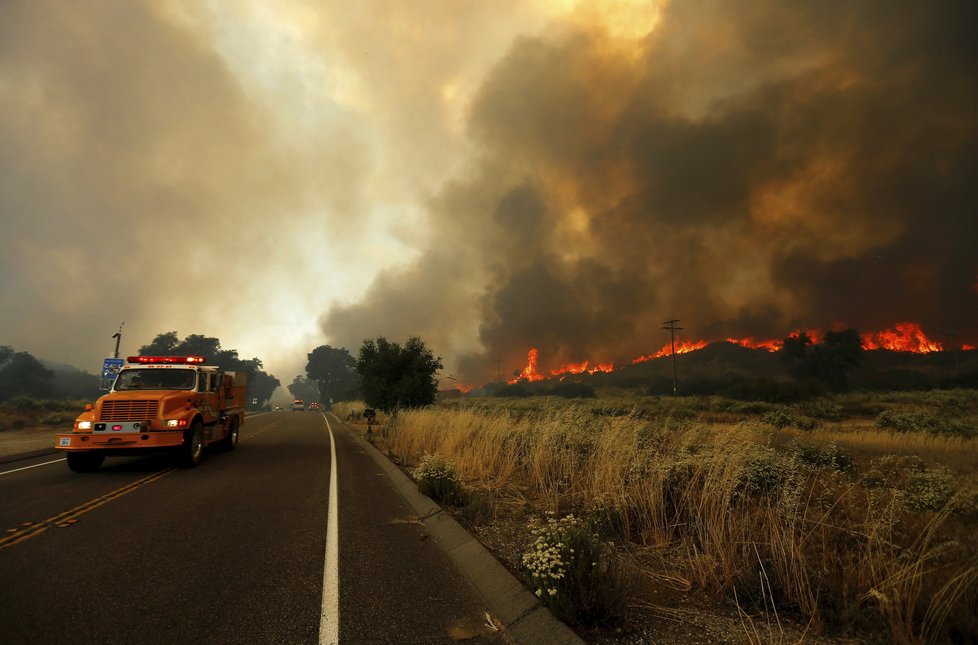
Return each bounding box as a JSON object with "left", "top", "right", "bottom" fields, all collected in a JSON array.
[
  {"left": 0, "top": 458, "right": 66, "bottom": 477},
  {"left": 319, "top": 414, "right": 340, "bottom": 645}
]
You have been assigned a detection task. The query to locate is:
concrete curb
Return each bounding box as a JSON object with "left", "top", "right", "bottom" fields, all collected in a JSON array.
[{"left": 350, "top": 428, "right": 584, "bottom": 645}]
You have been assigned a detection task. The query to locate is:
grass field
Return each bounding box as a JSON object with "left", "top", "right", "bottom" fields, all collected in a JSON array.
[{"left": 341, "top": 391, "right": 978, "bottom": 643}]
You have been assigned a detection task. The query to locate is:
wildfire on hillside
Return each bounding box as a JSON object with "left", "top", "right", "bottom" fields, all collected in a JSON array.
[
  {"left": 550, "top": 360, "right": 615, "bottom": 378},
  {"left": 861, "top": 322, "right": 942, "bottom": 353},
  {"left": 511, "top": 348, "right": 545, "bottom": 383},
  {"left": 506, "top": 322, "right": 960, "bottom": 385},
  {"left": 630, "top": 340, "right": 708, "bottom": 365}
]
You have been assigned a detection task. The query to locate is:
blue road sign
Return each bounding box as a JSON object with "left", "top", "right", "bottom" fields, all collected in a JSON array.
[{"left": 100, "top": 358, "right": 125, "bottom": 390}]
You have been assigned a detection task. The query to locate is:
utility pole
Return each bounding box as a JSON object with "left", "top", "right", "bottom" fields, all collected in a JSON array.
[
  {"left": 495, "top": 359, "right": 502, "bottom": 385},
  {"left": 661, "top": 319, "right": 682, "bottom": 396},
  {"left": 111, "top": 320, "right": 125, "bottom": 359}
]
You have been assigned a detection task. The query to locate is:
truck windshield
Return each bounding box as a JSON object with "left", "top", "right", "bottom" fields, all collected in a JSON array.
[{"left": 115, "top": 369, "right": 197, "bottom": 391}]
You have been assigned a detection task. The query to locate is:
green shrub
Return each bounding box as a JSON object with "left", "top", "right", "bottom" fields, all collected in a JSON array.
[
  {"left": 737, "top": 445, "right": 792, "bottom": 497},
  {"left": 413, "top": 454, "right": 464, "bottom": 505},
  {"left": 763, "top": 407, "right": 819, "bottom": 430},
  {"left": 787, "top": 438, "right": 855, "bottom": 474},
  {"left": 902, "top": 467, "right": 955, "bottom": 512},
  {"left": 796, "top": 398, "right": 844, "bottom": 421},
  {"left": 764, "top": 408, "right": 794, "bottom": 429},
  {"left": 1, "top": 396, "right": 45, "bottom": 411},
  {"left": 876, "top": 409, "right": 934, "bottom": 433},
  {"left": 522, "top": 513, "right": 631, "bottom": 626},
  {"left": 875, "top": 409, "right": 977, "bottom": 438},
  {"left": 862, "top": 455, "right": 955, "bottom": 512}
]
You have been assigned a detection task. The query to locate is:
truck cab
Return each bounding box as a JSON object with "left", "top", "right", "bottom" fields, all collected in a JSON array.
[{"left": 55, "top": 356, "right": 247, "bottom": 472}]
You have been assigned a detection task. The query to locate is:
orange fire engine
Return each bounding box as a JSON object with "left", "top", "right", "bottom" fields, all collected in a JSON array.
[{"left": 55, "top": 356, "right": 247, "bottom": 472}]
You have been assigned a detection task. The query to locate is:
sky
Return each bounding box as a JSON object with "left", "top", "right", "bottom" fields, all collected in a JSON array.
[{"left": 1, "top": 0, "right": 976, "bottom": 389}]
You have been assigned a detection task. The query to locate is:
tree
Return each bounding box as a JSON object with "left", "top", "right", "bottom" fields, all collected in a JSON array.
[
  {"left": 238, "top": 358, "right": 281, "bottom": 408},
  {"left": 779, "top": 329, "right": 864, "bottom": 391},
  {"left": 0, "top": 348, "right": 55, "bottom": 400},
  {"left": 779, "top": 332, "right": 816, "bottom": 382},
  {"left": 287, "top": 375, "right": 320, "bottom": 403},
  {"left": 137, "top": 332, "right": 179, "bottom": 356},
  {"left": 356, "top": 337, "right": 443, "bottom": 414},
  {"left": 306, "top": 345, "right": 359, "bottom": 403},
  {"left": 812, "top": 328, "right": 865, "bottom": 391}
]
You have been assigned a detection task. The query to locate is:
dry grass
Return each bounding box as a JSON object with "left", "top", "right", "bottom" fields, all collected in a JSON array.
[
  {"left": 786, "top": 425, "right": 978, "bottom": 472},
  {"left": 373, "top": 398, "right": 978, "bottom": 643}
]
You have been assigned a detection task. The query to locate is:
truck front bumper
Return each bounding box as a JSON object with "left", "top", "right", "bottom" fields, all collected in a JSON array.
[{"left": 55, "top": 431, "right": 185, "bottom": 452}]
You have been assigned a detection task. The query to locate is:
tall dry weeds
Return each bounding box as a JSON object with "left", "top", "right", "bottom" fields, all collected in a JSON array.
[{"left": 383, "top": 402, "right": 977, "bottom": 641}]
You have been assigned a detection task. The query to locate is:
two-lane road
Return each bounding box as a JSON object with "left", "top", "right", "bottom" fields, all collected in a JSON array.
[{"left": 0, "top": 411, "right": 503, "bottom": 643}]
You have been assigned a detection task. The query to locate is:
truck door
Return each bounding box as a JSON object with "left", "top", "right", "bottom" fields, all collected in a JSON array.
[{"left": 199, "top": 372, "right": 221, "bottom": 429}]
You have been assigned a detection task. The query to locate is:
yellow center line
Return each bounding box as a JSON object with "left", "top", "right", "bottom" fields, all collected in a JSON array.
[
  {"left": 1, "top": 415, "right": 291, "bottom": 551},
  {"left": 0, "top": 468, "right": 175, "bottom": 551},
  {"left": 241, "top": 417, "right": 287, "bottom": 441}
]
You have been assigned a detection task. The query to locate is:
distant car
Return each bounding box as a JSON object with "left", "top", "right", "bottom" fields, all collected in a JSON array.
[
  {"left": 291, "top": 399, "right": 305, "bottom": 411},
  {"left": 274, "top": 405, "right": 282, "bottom": 410},
  {"left": 309, "top": 402, "right": 321, "bottom": 411}
]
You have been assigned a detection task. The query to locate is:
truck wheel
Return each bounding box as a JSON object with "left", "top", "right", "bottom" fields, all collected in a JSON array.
[
  {"left": 66, "top": 452, "right": 105, "bottom": 473},
  {"left": 221, "top": 417, "right": 239, "bottom": 452},
  {"left": 179, "top": 421, "right": 205, "bottom": 468}
]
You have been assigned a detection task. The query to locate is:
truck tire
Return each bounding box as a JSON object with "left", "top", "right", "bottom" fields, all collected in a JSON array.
[
  {"left": 66, "top": 452, "right": 105, "bottom": 473},
  {"left": 221, "top": 417, "right": 239, "bottom": 452},
  {"left": 179, "top": 421, "right": 205, "bottom": 468}
]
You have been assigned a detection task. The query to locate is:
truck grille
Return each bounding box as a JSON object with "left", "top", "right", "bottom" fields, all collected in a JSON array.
[{"left": 100, "top": 400, "right": 159, "bottom": 421}]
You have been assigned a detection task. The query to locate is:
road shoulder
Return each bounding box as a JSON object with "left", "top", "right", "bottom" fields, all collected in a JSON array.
[{"left": 344, "top": 421, "right": 583, "bottom": 645}]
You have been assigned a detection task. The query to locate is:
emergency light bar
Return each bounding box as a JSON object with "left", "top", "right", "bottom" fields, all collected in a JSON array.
[{"left": 127, "top": 356, "right": 206, "bottom": 364}]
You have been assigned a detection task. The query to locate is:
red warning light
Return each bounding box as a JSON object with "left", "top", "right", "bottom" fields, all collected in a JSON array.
[{"left": 126, "top": 356, "right": 207, "bottom": 365}]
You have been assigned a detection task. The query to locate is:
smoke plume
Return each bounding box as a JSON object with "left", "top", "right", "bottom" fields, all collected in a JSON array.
[{"left": 321, "top": 0, "right": 978, "bottom": 382}]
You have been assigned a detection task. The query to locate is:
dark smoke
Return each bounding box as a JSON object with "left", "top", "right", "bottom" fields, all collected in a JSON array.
[{"left": 322, "top": 0, "right": 978, "bottom": 382}]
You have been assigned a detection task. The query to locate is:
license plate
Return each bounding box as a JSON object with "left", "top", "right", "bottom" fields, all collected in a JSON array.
[{"left": 58, "top": 437, "right": 72, "bottom": 447}]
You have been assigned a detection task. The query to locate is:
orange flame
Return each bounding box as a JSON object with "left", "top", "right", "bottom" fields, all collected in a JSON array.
[
  {"left": 631, "top": 340, "right": 708, "bottom": 364},
  {"left": 503, "top": 322, "right": 960, "bottom": 387},
  {"left": 550, "top": 360, "right": 589, "bottom": 377},
  {"left": 548, "top": 360, "right": 616, "bottom": 377},
  {"left": 510, "top": 348, "right": 545, "bottom": 384},
  {"left": 512, "top": 350, "right": 615, "bottom": 383},
  {"left": 725, "top": 337, "right": 783, "bottom": 352},
  {"left": 861, "top": 322, "right": 942, "bottom": 353}
]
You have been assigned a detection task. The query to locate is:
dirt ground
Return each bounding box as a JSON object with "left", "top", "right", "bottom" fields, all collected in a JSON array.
[{"left": 0, "top": 426, "right": 60, "bottom": 459}]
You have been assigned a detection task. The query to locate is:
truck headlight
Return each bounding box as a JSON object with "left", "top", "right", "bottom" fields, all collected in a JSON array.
[
  {"left": 76, "top": 421, "right": 92, "bottom": 430},
  {"left": 165, "top": 419, "right": 189, "bottom": 428}
]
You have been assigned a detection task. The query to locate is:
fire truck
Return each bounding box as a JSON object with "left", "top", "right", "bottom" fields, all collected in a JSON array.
[{"left": 55, "top": 356, "right": 247, "bottom": 472}]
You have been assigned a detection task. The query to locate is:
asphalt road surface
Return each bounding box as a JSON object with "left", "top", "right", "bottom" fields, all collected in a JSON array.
[{"left": 0, "top": 411, "right": 505, "bottom": 644}]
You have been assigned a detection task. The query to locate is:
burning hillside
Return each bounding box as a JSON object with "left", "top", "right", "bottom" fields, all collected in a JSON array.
[{"left": 508, "top": 322, "right": 967, "bottom": 385}]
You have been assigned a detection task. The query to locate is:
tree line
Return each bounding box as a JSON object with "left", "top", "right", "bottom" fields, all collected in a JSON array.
[
  {"left": 291, "top": 337, "right": 442, "bottom": 415},
  {"left": 0, "top": 334, "right": 282, "bottom": 406},
  {"left": 0, "top": 332, "right": 445, "bottom": 415}
]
